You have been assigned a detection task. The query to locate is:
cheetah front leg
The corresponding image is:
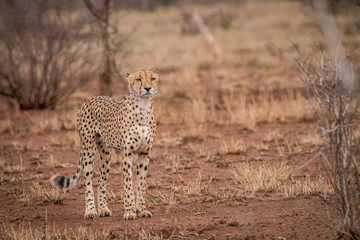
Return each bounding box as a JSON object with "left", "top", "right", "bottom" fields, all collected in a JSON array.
[
  {"left": 96, "top": 139, "right": 112, "bottom": 217},
  {"left": 136, "top": 153, "right": 152, "bottom": 218},
  {"left": 122, "top": 153, "right": 137, "bottom": 220}
]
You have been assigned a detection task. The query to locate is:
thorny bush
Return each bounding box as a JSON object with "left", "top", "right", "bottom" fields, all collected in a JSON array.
[
  {"left": 0, "top": 0, "right": 94, "bottom": 109},
  {"left": 296, "top": 49, "right": 360, "bottom": 239}
]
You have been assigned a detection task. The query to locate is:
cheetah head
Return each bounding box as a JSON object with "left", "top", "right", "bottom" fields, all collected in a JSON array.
[{"left": 126, "top": 70, "right": 159, "bottom": 98}]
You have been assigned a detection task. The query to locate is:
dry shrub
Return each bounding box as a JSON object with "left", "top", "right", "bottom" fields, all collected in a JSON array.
[
  {"left": 296, "top": 49, "right": 360, "bottom": 238},
  {"left": 0, "top": 0, "right": 94, "bottom": 109}
]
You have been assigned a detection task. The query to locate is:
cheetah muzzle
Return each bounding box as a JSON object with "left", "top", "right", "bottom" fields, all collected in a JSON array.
[{"left": 50, "top": 70, "right": 159, "bottom": 220}]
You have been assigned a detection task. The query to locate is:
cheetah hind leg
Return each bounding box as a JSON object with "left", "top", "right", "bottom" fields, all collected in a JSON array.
[
  {"left": 83, "top": 143, "right": 98, "bottom": 219},
  {"left": 96, "top": 138, "right": 112, "bottom": 217}
]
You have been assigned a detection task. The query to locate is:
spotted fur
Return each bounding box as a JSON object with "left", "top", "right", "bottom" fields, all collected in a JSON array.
[{"left": 50, "top": 70, "right": 158, "bottom": 220}]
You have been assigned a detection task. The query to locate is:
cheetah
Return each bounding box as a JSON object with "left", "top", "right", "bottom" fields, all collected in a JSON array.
[{"left": 50, "top": 70, "right": 158, "bottom": 220}]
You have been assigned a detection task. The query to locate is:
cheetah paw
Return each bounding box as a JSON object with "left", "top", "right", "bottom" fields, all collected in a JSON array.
[
  {"left": 98, "top": 207, "right": 111, "bottom": 217},
  {"left": 84, "top": 210, "right": 98, "bottom": 219},
  {"left": 124, "top": 211, "right": 137, "bottom": 220},
  {"left": 137, "top": 210, "right": 152, "bottom": 218}
]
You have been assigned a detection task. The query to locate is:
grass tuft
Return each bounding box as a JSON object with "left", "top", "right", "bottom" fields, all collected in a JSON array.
[
  {"left": 218, "top": 138, "right": 247, "bottom": 155},
  {"left": 232, "top": 162, "right": 334, "bottom": 198},
  {"left": 31, "top": 183, "right": 67, "bottom": 204}
]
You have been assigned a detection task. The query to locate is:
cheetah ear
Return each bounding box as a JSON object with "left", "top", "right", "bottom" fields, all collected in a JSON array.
[{"left": 125, "top": 72, "right": 131, "bottom": 78}]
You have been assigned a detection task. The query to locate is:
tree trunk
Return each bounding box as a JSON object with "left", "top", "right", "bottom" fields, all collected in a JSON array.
[
  {"left": 83, "top": 0, "right": 114, "bottom": 96},
  {"left": 100, "top": 0, "right": 113, "bottom": 96}
]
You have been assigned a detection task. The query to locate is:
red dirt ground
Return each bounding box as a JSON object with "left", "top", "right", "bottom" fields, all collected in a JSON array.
[{"left": 0, "top": 110, "right": 333, "bottom": 239}]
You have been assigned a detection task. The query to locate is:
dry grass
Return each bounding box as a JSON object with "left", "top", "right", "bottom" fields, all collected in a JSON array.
[
  {"left": 0, "top": 111, "right": 77, "bottom": 136},
  {"left": 232, "top": 162, "right": 334, "bottom": 198},
  {"left": 1, "top": 220, "right": 174, "bottom": 240},
  {"left": 221, "top": 91, "right": 312, "bottom": 129},
  {"left": 31, "top": 183, "right": 67, "bottom": 204},
  {"left": 138, "top": 228, "right": 178, "bottom": 240},
  {"left": 276, "top": 138, "right": 304, "bottom": 156},
  {"left": 254, "top": 142, "right": 270, "bottom": 151},
  {"left": 184, "top": 98, "right": 208, "bottom": 125},
  {"left": 151, "top": 191, "right": 176, "bottom": 205},
  {"left": 218, "top": 138, "right": 247, "bottom": 155},
  {"left": 46, "top": 155, "right": 61, "bottom": 169},
  {"left": 155, "top": 132, "right": 182, "bottom": 148},
  {"left": 67, "top": 131, "right": 80, "bottom": 147},
  {"left": 137, "top": 229, "right": 165, "bottom": 240},
  {"left": 187, "top": 143, "right": 208, "bottom": 158},
  {"left": 283, "top": 177, "right": 335, "bottom": 199},
  {"left": 108, "top": 190, "right": 123, "bottom": 204},
  {"left": 0, "top": 155, "right": 26, "bottom": 174},
  {"left": 0, "top": 223, "right": 114, "bottom": 240},
  {"left": 29, "top": 112, "right": 76, "bottom": 135},
  {"left": 264, "top": 131, "right": 285, "bottom": 143},
  {"left": 176, "top": 172, "right": 212, "bottom": 197},
  {"left": 13, "top": 187, "right": 31, "bottom": 206},
  {"left": 49, "top": 136, "right": 63, "bottom": 147},
  {"left": 232, "top": 162, "right": 291, "bottom": 193},
  {"left": 0, "top": 117, "right": 14, "bottom": 135},
  {"left": 180, "top": 123, "right": 208, "bottom": 142},
  {"left": 300, "top": 134, "right": 322, "bottom": 146},
  {"left": 167, "top": 155, "right": 180, "bottom": 174}
]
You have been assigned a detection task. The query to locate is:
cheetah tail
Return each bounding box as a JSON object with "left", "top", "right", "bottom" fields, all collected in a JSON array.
[{"left": 50, "top": 158, "right": 83, "bottom": 189}]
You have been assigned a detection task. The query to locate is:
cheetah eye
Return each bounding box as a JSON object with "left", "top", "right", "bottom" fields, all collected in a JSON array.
[
  {"left": 151, "top": 77, "right": 156, "bottom": 81},
  {"left": 136, "top": 78, "right": 142, "bottom": 82}
]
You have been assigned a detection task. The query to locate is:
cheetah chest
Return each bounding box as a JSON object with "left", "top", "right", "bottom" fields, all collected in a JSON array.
[
  {"left": 128, "top": 98, "right": 154, "bottom": 153},
  {"left": 136, "top": 125, "right": 151, "bottom": 152}
]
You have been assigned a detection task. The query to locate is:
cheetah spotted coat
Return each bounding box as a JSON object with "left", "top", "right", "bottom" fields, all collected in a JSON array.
[{"left": 51, "top": 70, "right": 158, "bottom": 220}]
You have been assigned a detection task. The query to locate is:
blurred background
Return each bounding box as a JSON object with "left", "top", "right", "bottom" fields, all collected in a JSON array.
[{"left": 0, "top": 0, "right": 359, "bottom": 114}]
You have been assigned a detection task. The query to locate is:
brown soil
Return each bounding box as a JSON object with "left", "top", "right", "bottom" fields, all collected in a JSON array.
[
  {"left": 2, "top": 1, "right": 358, "bottom": 239},
  {"left": 0, "top": 116, "right": 333, "bottom": 239}
]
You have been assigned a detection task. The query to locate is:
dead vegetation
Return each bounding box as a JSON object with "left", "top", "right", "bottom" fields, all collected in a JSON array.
[
  {"left": 0, "top": 0, "right": 94, "bottom": 109},
  {"left": 1, "top": 223, "right": 115, "bottom": 240},
  {"left": 297, "top": 48, "right": 360, "bottom": 239},
  {"left": 232, "top": 162, "right": 334, "bottom": 198}
]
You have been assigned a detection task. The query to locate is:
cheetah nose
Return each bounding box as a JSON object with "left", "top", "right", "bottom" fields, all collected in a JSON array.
[{"left": 144, "top": 87, "right": 151, "bottom": 92}]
